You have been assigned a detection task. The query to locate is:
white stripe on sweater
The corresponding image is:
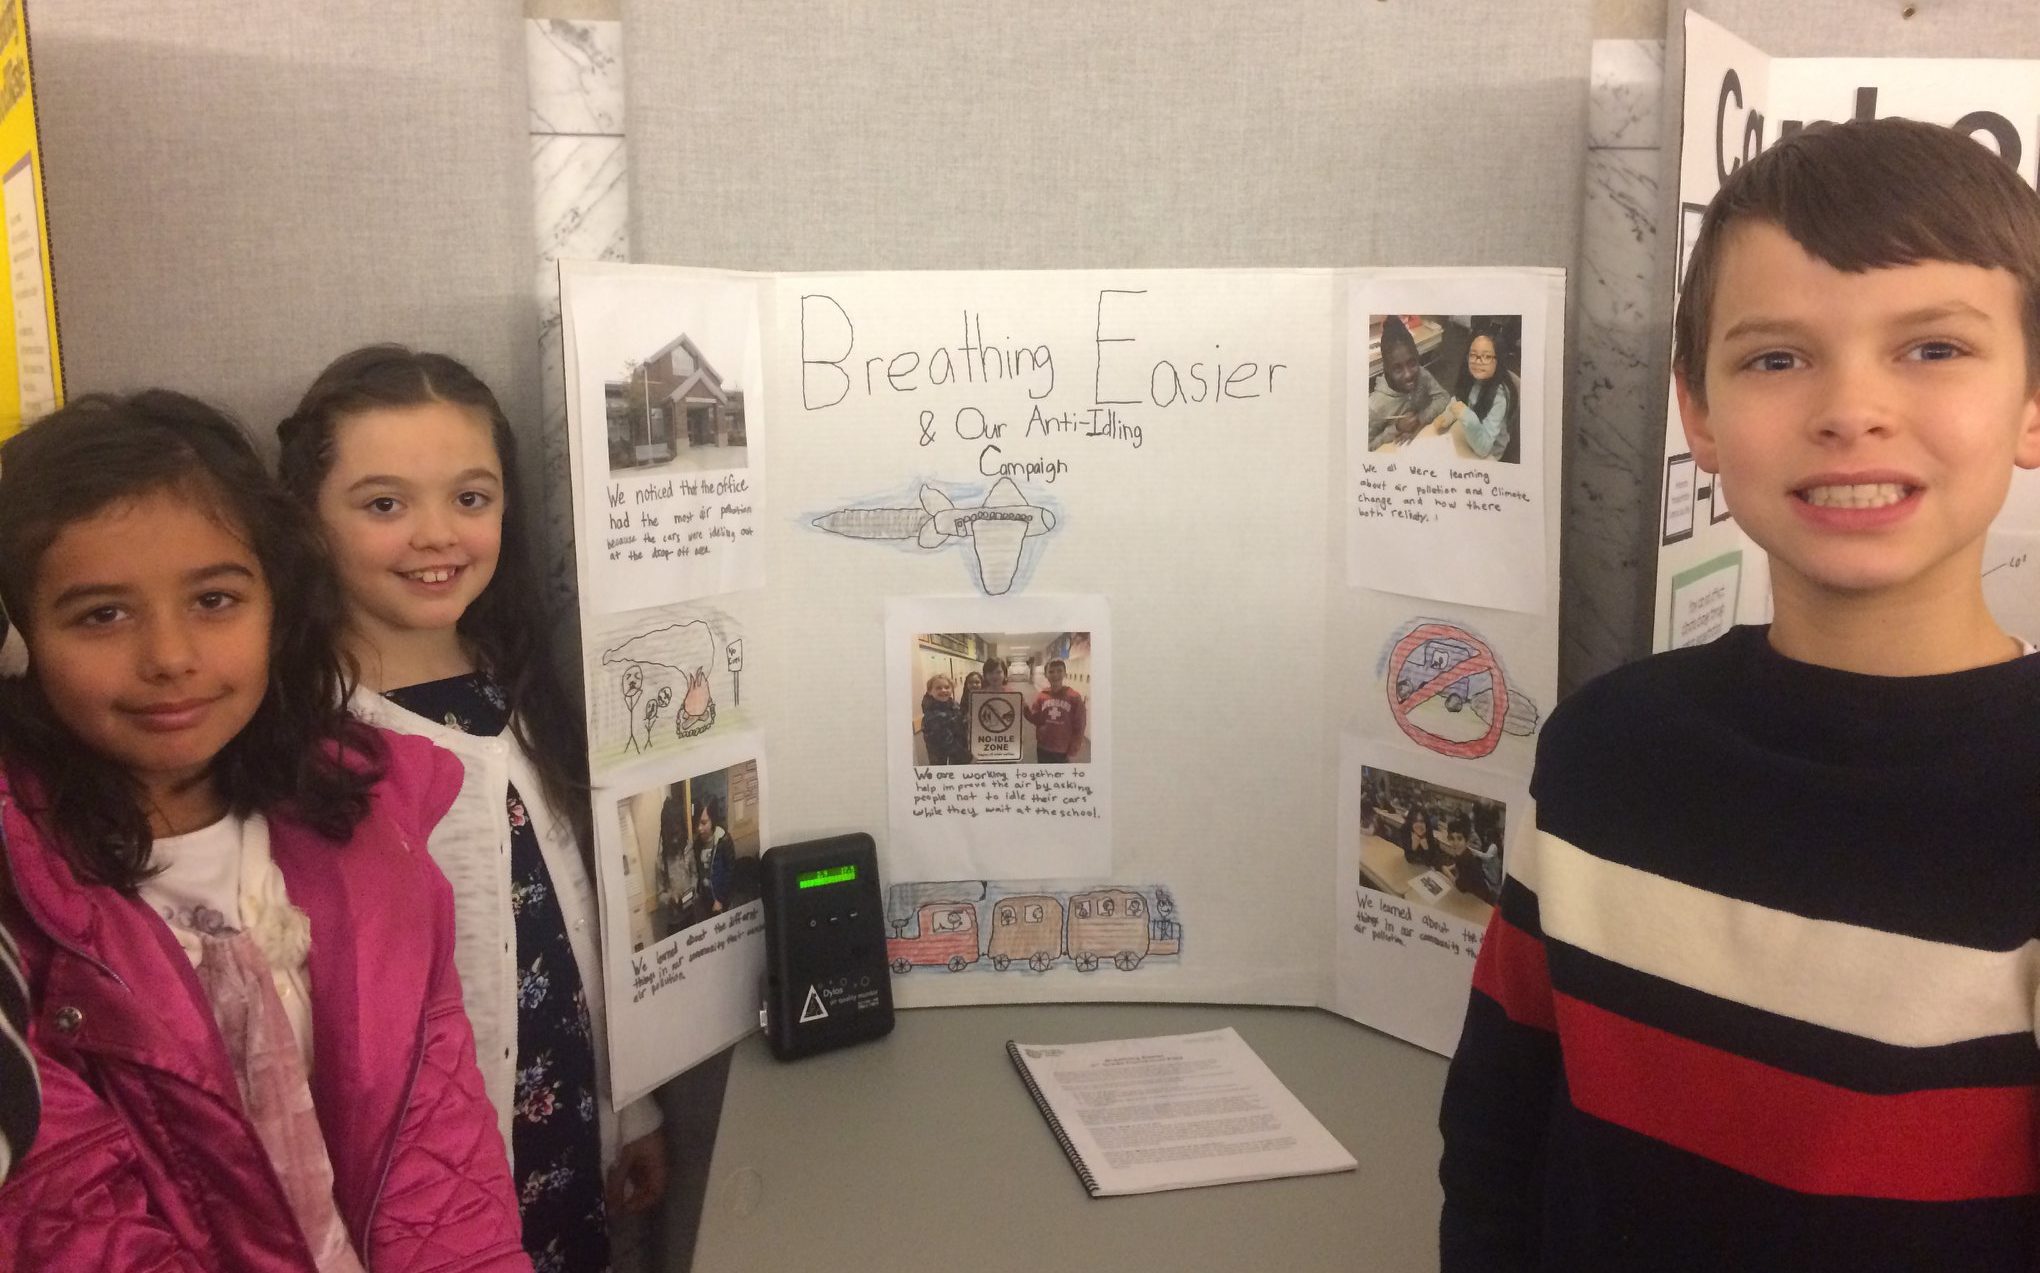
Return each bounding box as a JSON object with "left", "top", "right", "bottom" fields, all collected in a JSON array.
[{"left": 1513, "top": 829, "right": 2040, "bottom": 1049}]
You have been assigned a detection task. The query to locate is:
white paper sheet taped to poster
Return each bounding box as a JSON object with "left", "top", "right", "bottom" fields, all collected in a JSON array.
[
  {"left": 593, "top": 730, "right": 768, "bottom": 1105},
  {"left": 1346, "top": 274, "right": 1557, "bottom": 615},
  {"left": 562, "top": 265, "right": 767, "bottom": 613},
  {"left": 886, "top": 595, "right": 1111, "bottom": 882}
]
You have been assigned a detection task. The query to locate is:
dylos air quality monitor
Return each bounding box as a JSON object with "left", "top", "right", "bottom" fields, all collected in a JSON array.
[{"left": 761, "top": 834, "right": 894, "bottom": 1060}]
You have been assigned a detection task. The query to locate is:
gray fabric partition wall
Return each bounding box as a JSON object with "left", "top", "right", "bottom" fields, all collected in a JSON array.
[
  {"left": 31, "top": 0, "right": 535, "bottom": 443},
  {"left": 623, "top": 1, "right": 1591, "bottom": 272},
  {"left": 621, "top": 0, "right": 1602, "bottom": 686}
]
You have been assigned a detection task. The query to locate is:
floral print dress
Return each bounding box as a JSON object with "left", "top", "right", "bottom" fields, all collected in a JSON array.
[{"left": 384, "top": 673, "right": 609, "bottom": 1273}]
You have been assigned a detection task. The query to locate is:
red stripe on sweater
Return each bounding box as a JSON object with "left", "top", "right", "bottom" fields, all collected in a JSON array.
[
  {"left": 1555, "top": 993, "right": 2040, "bottom": 1200},
  {"left": 1470, "top": 911, "right": 1555, "bottom": 1032}
]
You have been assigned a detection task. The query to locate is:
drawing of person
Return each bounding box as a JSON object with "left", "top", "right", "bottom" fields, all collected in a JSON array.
[
  {"left": 1368, "top": 315, "right": 1454, "bottom": 450},
  {"left": 919, "top": 672, "right": 969, "bottom": 766},
  {"left": 1023, "top": 658, "right": 1087, "bottom": 764},
  {"left": 1443, "top": 328, "right": 1520, "bottom": 462},
  {"left": 621, "top": 665, "right": 643, "bottom": 748}
]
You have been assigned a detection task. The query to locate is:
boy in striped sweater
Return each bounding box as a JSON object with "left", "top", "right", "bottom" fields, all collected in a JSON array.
[{"left": 1440, "top": 118, "right": 2040, "bottom": 1271}]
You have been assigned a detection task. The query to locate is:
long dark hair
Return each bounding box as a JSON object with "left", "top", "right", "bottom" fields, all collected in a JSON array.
[
  {"left": 0, "top": 392, "right": 380, "bottom": 889},
  {"left": 276, "top": 345, "right": 591, "bottom": 854},
  {"left": 1452, "top": 325, "right": 1520, "bottom": 433}
]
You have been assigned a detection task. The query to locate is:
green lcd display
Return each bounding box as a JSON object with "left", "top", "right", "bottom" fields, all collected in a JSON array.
[{"left": 796, "top": 864, "right": 858, "bottom": 890}]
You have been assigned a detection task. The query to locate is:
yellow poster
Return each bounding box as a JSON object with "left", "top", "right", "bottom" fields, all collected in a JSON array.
[{"left": 0, "top": 0, "right": 58, "bottom": 441}]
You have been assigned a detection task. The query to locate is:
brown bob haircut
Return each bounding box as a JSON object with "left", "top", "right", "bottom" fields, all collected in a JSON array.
[{"left": 1674, "top": 117, "right": 2040, "bottom": 406}]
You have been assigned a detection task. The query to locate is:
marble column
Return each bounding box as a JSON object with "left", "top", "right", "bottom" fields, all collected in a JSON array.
[{"left": 1565, "top": 38, "right": 1668, "bottom": 691}]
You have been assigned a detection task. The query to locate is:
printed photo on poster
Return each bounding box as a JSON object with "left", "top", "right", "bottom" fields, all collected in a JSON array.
[
  {"left": 1333, "top": 735, "right": 1524, "bottom": 1056},
  {"left": 1358, "top": 764, "right": 1504, "bottom": 926},
  {"left": 605, "top": 333, "right": 748, "bottom": 479},
  {"left": 595, "top": 732, "right": 767, "bottom": 1105},
  {"left": 910, "top": 630, "right": 1093, "bottom": 766},
  {"left": 886, "top": 597, "right": 1112, "bottom": 883},
  {"left": 561, "top": 262, "right": 766, "bottom": 613},
  {"left": 616, "top": 758, "right": 764, "bottom": 949},
  {"left": 1346, "top": 274, "right": 1558, "bottom": 615},
  {"left": 1366, "top": 314, "right": 1522, "bottom": 464}
]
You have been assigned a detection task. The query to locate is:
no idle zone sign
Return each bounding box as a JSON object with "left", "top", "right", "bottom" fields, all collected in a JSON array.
[{"left": 968, "top": 690, "right": 1025, "bottom": 763}]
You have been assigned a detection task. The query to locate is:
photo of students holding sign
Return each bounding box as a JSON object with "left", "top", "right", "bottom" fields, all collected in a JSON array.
[{"left": 909, "top": 632, "right": 1093, "bottom": 765}]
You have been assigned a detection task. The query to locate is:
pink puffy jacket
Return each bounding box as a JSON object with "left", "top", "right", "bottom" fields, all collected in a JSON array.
[{"left": 0, "top": 731, "right": 531, "bottom": 1272}]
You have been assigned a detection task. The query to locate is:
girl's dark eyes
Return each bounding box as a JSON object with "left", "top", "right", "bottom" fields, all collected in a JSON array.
[
  {"left": 366, "top": 496, "right": 400, "bottom": 514},
  {"left": 77, "top": 605, "right": 125, "bottom": 627},
  {"left": 194, "top": 590, "right": 240, "bottom": 613},
  {"left": 1907, "top": 341, "right": 1964, "bottom": 362},
  {"left": 456, "top": 490, "right": 494, "bottom": 510},
  {"left": 1746, "top": 350, "right": 1799, "bottom": 373}
]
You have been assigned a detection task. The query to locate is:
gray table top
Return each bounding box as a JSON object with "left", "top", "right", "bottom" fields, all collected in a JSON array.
[{"left": 690, "top": 1002, "right": 1449, "bottom": 1272}]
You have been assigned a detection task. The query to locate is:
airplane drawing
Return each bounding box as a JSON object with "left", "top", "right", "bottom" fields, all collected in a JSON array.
[{"left": 811, "top": 476, "right": 1057, "bottom": 596}]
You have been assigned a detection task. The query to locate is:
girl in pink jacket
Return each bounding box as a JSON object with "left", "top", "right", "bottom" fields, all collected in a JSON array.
[{"left": 0, "top": 392, "right": 529, "bottom": 1271}]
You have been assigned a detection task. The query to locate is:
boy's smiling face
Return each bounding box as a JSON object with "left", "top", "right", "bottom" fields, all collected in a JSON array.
[{"left": 1678, "top": 219, "right": 2040, "bottom": 605}]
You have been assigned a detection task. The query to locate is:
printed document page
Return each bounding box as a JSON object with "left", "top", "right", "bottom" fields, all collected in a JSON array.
[{"left": 1006, "top": 1027, "right": 1357, "bottom": 1196}]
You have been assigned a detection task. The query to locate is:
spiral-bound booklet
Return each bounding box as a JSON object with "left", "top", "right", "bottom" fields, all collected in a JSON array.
[{"left": 1005, "top": 1026, "right": 1357, "bottom": 1197}]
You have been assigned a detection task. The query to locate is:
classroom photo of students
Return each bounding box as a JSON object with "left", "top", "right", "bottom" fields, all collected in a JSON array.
[
  {"left": 1365, "top": 313, "right": 1524, "bottom": 464},
  {"left": 1357, "top": 764, "right": 1505, "bottom": 925}
]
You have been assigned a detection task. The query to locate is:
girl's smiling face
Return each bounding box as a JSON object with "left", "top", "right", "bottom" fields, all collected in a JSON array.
[
  {"left": 27, "top": 490, "right": 272, "bottom": 830},
  {"left": 1468, "top": 335, "right": 1499, "bottom": 384},
  {"left": 929, "top": 674, "right": 954, "bottom": 702},
  {"left": 314, "top": 399, "right": 504, "bottom": 652}
]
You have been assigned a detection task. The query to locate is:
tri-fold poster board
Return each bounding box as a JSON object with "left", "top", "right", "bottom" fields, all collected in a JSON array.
[
  {"left": 563, "top": 261, "right": 1564, "bottom": 1103},
  {"left": 1655, "top": 11, "right": 2040, "bottom": 649}
]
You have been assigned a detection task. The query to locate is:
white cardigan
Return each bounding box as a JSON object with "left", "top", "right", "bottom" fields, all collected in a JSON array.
[{"left": 348, "top": 689, "right": 661, "bottom": 1166}]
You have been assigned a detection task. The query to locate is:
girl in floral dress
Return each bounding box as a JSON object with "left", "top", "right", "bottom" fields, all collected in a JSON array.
[{"left": 279, "top": 347, "right": 666, "bottom": 1272}]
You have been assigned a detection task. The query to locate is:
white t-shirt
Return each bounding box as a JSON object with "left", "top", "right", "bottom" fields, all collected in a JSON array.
[{"left": 140, "top": 813, "right": 316, "bottom": 1072}]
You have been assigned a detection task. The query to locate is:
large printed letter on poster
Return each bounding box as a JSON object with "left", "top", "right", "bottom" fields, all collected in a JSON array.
[
  {"left": 563, "top": 263, "right": 766, "bottom": 612},
  {"left": 1653, "top": 13, "right": 2040, "bottom": 648},
  {"left": 885, "top": 595, "right": 1111, "bottom": 882}
]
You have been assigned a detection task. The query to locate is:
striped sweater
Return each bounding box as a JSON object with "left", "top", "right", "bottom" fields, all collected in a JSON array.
[
  {"left": 1439, "top": 625, "right": 2040, "bottom": 1271},
  {"left": 0, "top": 921, "right": 34, "bottom": 1183}
]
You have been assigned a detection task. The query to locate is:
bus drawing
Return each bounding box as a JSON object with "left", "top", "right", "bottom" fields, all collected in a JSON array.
[
  {"left": 988, "top": 894, "right": 1064, "bottom": 972},
  {"left": 1067, "top": 888, "right": 1149, "bottom": 972},
  {"left": 887, "top": 902, "right": 980, "bottom": 973},
  {"left": 884, "top": 884, "right": 1182, "bottom": 975}
]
